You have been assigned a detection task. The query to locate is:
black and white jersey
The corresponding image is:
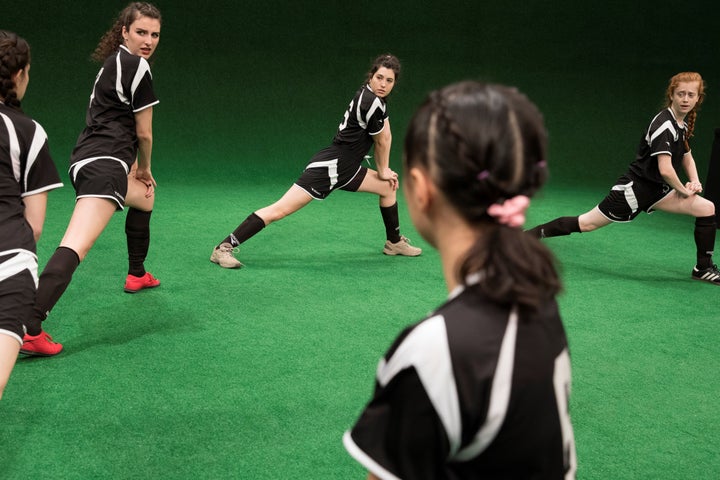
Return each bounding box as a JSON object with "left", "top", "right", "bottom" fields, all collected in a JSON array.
[
  {"left": 70, "top": 45, "right": 159, "bottom": 172},
  {"left": 332, "top": 84, "right": 388, "bottom": 159},
  {"left": 0, "top": 103, "right": 62, "bottom": 253},
  {"left": 629, "top": 108, "right": 688, "bottom": 184},
  {"left": 344, "top": 276, "right": 576, "bottom": 480}
]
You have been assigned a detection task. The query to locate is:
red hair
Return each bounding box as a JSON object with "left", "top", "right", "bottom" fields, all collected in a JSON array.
[{"left": 665, "top": 72, "right": 705, "bottom": 150}]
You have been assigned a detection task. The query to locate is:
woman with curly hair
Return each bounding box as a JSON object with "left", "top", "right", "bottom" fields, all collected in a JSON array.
[{"left": 21, "top": 2, "right": 162, "bottom": 356}]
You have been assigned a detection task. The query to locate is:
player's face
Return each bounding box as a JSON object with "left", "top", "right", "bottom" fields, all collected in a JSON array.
[
  {"left": 14, "top": 64, "right": 30, "bottom": 101},
  {"left": 369, "top": 67, "right": 396, "bottom": 98},
  {"left": 670, "top": 81, "right": 700, "bottom": 118},
  {"left": 122, "top": 15, "right": 161, "bottom": 59}
]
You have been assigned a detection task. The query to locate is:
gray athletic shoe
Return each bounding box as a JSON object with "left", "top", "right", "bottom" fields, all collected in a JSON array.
[
  {"left": 210, "top": 243, "right": 243, "bottom": 269},
  {"left": 383, "top": 236, "right": 422, "bottom": 257}
]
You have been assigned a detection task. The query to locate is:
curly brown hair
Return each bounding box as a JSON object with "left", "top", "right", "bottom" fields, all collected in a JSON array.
[
  {"left": 91, "top": 2, "right": 161, "bottom": 63},
  {"left": 0, "top": 30, "right": 30, "bottom": 111}
]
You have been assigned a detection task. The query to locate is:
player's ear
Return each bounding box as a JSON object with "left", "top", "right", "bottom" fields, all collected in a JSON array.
[{"left": 406, "top": 166, "right": 434, "bottom": 213}]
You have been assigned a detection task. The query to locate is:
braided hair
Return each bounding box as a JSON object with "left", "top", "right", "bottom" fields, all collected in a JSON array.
[
  {"left": 91, "top": 2, "right": 162, "bottom": 63},
  {"left": 665, "top": 72, "right": 705, "bottom": 151},
  {"left": 0, "top": 30, "right": 31, "bottom": 111},
  {"left": 403, "top": 81, "right": 561, "bottom": 311}
]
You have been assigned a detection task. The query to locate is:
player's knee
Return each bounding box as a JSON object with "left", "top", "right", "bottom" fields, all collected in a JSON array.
[
  {"left": 261, "top": 206, "right": 289, "bottom": 223},
  {"left": 695, "top": 197, "right": 715, "bottom": 217}
]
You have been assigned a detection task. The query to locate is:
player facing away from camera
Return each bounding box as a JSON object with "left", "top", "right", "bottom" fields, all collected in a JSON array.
[
  {"left": 20, "top": 2, "right": 163, "bottom": 356},
  {"left": 344, "top": 81, "right": 576, "bottom": 479},
  {"left": 210, "top": 53, "right": 421, "bottom": 269},
  {"left": 0, "top": 31, "right": 63, "bottom": 397},
  {"left": 528, "top": 72, "right": 720, "bottom": 284}
]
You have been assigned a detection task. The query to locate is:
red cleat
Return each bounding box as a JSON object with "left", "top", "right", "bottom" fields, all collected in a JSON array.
[
  {"left": 124, "top": 272, "right": 161, "bottom": 293},
  {"left": 20, "top": 330, "right": 63, "bottom": 357}
]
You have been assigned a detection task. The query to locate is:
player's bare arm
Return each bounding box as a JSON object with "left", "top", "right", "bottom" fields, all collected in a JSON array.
[{"left": 658, "top": 154, "right": 691, "bottom": 197}]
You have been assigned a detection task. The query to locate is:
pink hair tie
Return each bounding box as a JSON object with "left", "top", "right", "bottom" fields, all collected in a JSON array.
[{"left": 486, "top": 195, "right": 531, "bottom": 227}]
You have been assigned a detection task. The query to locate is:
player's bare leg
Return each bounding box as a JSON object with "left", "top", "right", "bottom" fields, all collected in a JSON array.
[
  {"left": 0, "top": 335, "right": 21, "bottom": 399},
  {"left": 577, "top": 207, "right": 613, "bottom": 232},
  {"left": 656, "top": 191, "right": 720, "bottom": 283},
  {"left": 211, "top": 185, "right": 314, "bottom": 269},
  {"left": 358, "top": 169, "right": 421, "bottom": 256},
  {"left": 123, "top": 168, "right": 159, "bottom": 292}
]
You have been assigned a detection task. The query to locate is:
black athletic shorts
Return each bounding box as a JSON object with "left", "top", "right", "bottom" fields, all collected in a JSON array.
[
  {"left": 294, "top": 146, "right": 368, "bottom": 200},
  {"left": 597, "top": 173, "right": 672, "bottom": 222},
  {"left": 69, "top": 158, "right": 130, "bottom": 210},
  {"left": 0, "top": 250, "right": 37, "bottom": 344}
]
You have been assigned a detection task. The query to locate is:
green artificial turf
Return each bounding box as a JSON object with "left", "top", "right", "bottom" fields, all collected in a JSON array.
[{"left": 3, "top": 1, "right": 720, "bottom": 478}]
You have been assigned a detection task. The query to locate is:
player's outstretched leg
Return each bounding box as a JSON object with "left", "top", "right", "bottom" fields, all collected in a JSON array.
[
  {"left": 526, "top": 216, "right": 581, "bottom": 239},
  {"left": 210, "top": 213, "right": 264, "bottom": 269}
]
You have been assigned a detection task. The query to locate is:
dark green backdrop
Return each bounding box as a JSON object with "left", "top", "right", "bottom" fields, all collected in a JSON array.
[
  {"left": 7, "top": 0, "right": 720, "bottom": 188},
  {"left": 3, "top": 1, "right": 719, "bottom": 479}
]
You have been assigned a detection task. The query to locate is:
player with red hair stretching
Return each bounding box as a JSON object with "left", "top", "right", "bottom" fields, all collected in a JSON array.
[{"left": 528, "top": 72, "right": 720, "bottom": 284}]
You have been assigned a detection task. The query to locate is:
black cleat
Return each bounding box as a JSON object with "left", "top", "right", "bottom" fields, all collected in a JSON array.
[{"left": 691, "top": 264, "right": 720, "bottom": 285}]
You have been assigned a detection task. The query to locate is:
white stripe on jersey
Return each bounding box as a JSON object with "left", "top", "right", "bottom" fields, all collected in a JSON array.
[
  {"left": 366, "top": 97, "right": 385, "bottom": 133},
  {"left": 0, "top": 248, "right": 39, "bottom": 286},
  {"left": 131, "top": 58, "right": 152, "bottom": 99},
  {"left": 355, "top": 89, "right": 367, "bottom": 129},
  {"left": 115, "top": 51, "right": 130, "bottom": 106},
  {"left": 647, "top": 119, "right": 677, "bottom": 145},
  {"left": 342, "top": 431, "right": 401, "bottom": 480},
  {"left": 453, "top": 307, "right": 518, "bottom": 461},
  {"left": 0, "top": 112, "right": 21, "bottom": 182},
  {"left": 376, "top": 314, "right": 463, "bottom": 455},
  {"left": 23, "top": 120, "right": 48, "bottom": 191}
]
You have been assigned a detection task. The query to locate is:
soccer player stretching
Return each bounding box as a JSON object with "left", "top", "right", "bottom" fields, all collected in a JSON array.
[
  {"left": 210, "top": 54, "right": 421, "bottom": 269},
  {"left": 528, "top": 72, "right": 719, "bottom": 285}
]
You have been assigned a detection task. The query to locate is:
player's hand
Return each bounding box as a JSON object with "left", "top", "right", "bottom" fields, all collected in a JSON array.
[
  {"left": 134, "top": 167, "right": 157, "bottom": 198},
  {"left": 378, "top": 167, "right": 398, "bottom": 191},
  {"left": 685, "top": 181, "right": 703, "bottom": 194}
]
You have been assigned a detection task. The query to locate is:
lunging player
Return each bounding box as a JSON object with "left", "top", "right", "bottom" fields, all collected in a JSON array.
[
  {"left": 528, "top": 72, "right": 720, "bottom": 285},
  {"left": 210, "top": 54, "right": 421, "bottom": 269},
  {"left": 21, "top": 2, "right": 163, "bottom": 356}
]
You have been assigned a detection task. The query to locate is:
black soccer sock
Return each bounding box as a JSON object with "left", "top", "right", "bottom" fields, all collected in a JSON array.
[
  {"left": 380, "top": 203, "right": 402, "bottom": 243},
  {"left": 26, "top": 246, "right": 80, "bottom": 336},
  {"left": 694, "top": 215, "right": 716, "bottom": 269},
  {"left": 527, "top": 216, "right": 581, "bottom": 239},
  {"left": 220, "top": 212, "right": 266, "bottom": 248},
  {"left": 125, "top": 208, "right": 152, "bottom": 277}
]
